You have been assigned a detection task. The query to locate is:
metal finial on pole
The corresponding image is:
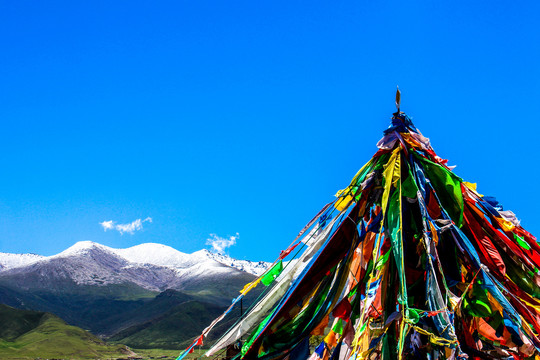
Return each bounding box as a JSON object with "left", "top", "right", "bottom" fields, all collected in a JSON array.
[{"left": 395, "top": 86, "right": 401, "bottom": 113}]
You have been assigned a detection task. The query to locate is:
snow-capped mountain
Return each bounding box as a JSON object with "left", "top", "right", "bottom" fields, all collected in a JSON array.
[
  {"left": 113, "top": 243, "right": 192, "bottom": 268},
  {"left": 0, "top": 252, "right": 45, "bottom": 270},
  {"left": 114, "top": 243, "right": 270, "bottom": 276},
  {"left": 0, "top": 241, "right": 269, "bottom": 276},
  {"left": 0, "top": 241, "right": 271, "bottom": 346},
  {"left": 195, "top": 249, "right": 270, "bottom": 276},
  {"left": 0, "top": 241, "right": 270, "bottom": 292}
]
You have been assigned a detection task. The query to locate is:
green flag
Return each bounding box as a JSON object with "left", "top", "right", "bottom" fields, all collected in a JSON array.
[
  {"left": 514, "top": 233, "right": 531, "bottom": 250},
  {"left": 261, "top": 260, "right": 283, "bottom": 286}
]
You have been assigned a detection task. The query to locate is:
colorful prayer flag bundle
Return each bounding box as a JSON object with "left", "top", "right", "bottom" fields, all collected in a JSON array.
[{"left": 179, "top": 110, "right": 540, "bottom": 360}]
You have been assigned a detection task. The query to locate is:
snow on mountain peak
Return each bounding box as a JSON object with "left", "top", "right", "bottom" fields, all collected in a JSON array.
[
  {"left": 193, "top": 249, "right": 271, "bottom": 277},
  {"left": 0, "top": 241, "right": 270, "bottom": 278},
  {"left": 0, "top": 252, "right": 45, "bottom": 270},
  {"left": 114, "top": 243, "right": 191, "bottom": 268},
  {"left": 55, "top": 241, "right": 112, "bottom": 257}
]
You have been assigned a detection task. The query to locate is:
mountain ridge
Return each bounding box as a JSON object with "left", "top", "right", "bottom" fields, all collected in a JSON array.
[{"left": 0, "top": 241, "right": 270, "bottom": 278}]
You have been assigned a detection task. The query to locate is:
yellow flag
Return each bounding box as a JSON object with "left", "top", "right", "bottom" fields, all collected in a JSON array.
[
  {"left": 381, "top": 148, "right": 401, "bottom": 219},
  {"left": 240, "top": 278, "right": 261, "bottom": 295},
  {"left": 498, "top": 218, "right": 515, "bottom": 232},
  {"left": 335, "top": 193, "right": 353, "bottom": 212},
  {"left": 463, "top": 181, "right": 483, "bottom": 196}
]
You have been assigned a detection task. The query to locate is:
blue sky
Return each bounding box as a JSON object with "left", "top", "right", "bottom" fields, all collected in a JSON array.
[{"left": 0, "top": 1, "right": 538, "bottom": 261}]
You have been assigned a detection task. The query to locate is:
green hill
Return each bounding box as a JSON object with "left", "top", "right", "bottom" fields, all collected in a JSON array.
[
  {"left": 0, "top": 265, "right": 256, "bottom": 340},
  {"left": 0, "top": 304, "right": 135, "bottom": 359},
  {"left": 111, "top": 299, "right": 225, "bottom": 349},
  {"left": 109, "top": 287, "right": 264, "bottom": 349}
]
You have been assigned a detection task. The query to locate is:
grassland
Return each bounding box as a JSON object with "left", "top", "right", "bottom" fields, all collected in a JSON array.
[
  {"left": 133, "top": 348, "right": 211, "bottom": 360},
  {"left": 0, "top": 304, "right": 134, "bottom": 359},
  {"left": 0, "top": 303, "right": 215, "bottom": 359}
]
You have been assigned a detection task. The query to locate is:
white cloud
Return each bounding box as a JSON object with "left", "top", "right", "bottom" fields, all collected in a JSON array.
[
  {"left": 206, "top": 233, "right": 238, "bottom": 254},
  {"left": 100, "top": 220, "right": 115, "bottom": 231},
  {"left": 99, "top": 217, "right": 152, "bottom": 235}
]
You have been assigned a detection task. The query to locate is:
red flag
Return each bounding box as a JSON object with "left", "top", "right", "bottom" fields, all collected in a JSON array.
[
  {"left": 280, "top": 243, "right": 300, "bottom": 259},
  {"left": 332, "top": 298, "right": 352, "bottom": 319}
]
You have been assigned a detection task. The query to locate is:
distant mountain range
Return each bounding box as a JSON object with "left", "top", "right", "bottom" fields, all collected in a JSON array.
[
  {"left": 0, "top": 241, "right": 270, "bottom": 279},
  {"left": 0, "top": 241, "right": 270, "bottom": 349}
]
